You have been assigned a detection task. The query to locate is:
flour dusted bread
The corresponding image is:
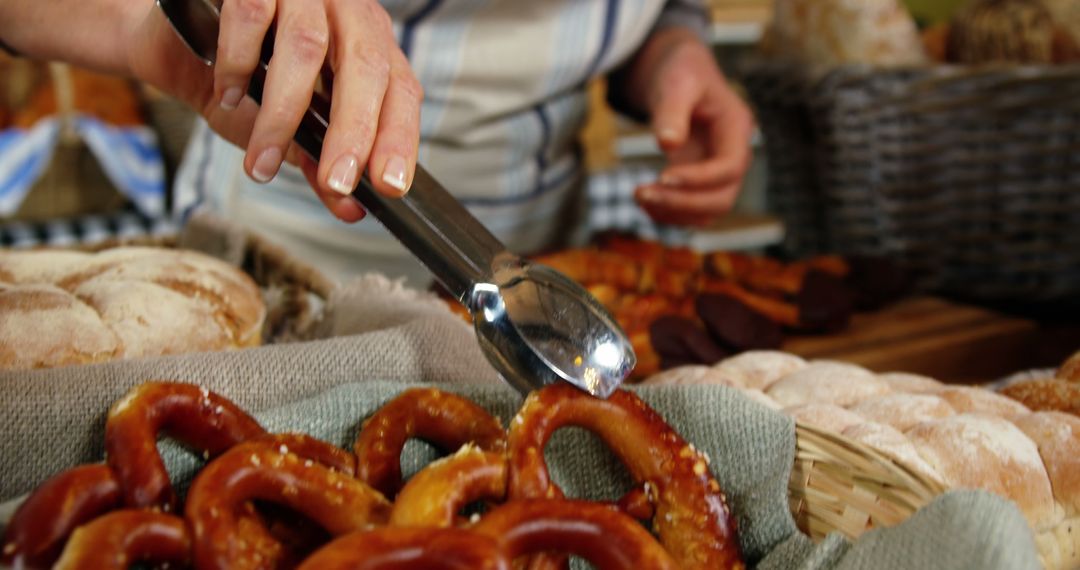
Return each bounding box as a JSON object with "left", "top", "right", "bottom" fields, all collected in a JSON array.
[
  {"left": 1012, "top": 412, "right": 1080, "bottom": 517},
  {"left": 0, "top": 247, "right": 265, "bottom": 370},
  {"left": 841, "top": 422, "right": 943, "bottom": 486},
  {"left": 849, "top": 393, "right": 956, "bottom": 432},
  {"left": 640, "top": 365, "right": 722, "bottom": 387},
  {"left": 765, "top": 0, "right": 928, "bottom": 66},
  {"left": 877, "top": 372, "right": 944, "bottom": 394},
  {"left": 711, "top": 350, "right": 807, "bottom": 390},
  {"left": 934, "top": 386, "right": 1030, "bottom": 418},
  {"left": 0, "top": 283, "right": 120, "bottom": 368},
  {"left": 785, "top": 403, "right": 865, "bottom": 434},
  {"left": 907, "top": 414, "right": 1059, "bottom": 529},
  {"left": 766, "top": 361, "right": 890, "bottom": 408}
]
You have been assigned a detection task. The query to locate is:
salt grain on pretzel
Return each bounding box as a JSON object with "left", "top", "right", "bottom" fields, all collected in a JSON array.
[
  {"left": 185, "top": 441, "right": 391, "bottom": 570},
  {"left": 354, "top": 387, "right": 507, "bottom": 498},
  {"left": 105, "top": 382, "right": 267, "bottom": 510},
  {"left": 507, "top": 383, "right": 744, "bottom": 570}
]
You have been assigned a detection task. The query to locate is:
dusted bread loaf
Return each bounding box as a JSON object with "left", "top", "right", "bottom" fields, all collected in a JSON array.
[{"left": 0, "top": 247, "right": 265, "bottom": 370}]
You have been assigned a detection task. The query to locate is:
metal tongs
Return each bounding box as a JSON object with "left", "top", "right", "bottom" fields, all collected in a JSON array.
[{"left": 157, "top": 0, "right": 635, "bottom": 397}]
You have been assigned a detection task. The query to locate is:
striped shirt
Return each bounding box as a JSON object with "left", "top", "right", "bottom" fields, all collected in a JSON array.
[{"left": 175, "top": 0, "right": 707, "bottom": 282}]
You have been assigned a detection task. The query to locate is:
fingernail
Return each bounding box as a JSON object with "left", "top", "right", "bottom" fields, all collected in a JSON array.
[
  {"left": 327, "top": 154, "right": 359, "bottom": 195},
  {"left": 658, "top": 128, "right": 679, "bottom": 143},
  {"left": 220, "top": 87, "right": 243, "bottom": 110},
  {"left": 251, "top": 147, "right": 282, "bottom": 183},
  {"left": 639, "top": 187, "right": 656, "bottom": 202},
  {"left": 660, "top": 173, "right": 680, "bottom": 186},
  {"left": 381, "top": 155, "right": 409, "bottom": 194}
]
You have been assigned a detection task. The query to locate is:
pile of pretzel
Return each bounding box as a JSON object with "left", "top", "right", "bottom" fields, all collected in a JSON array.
[
  {"left": 1, "top": 382, "right": 743, "bottom": 570},
  {"left": 523, "top": 236, "right": 908, "bottom": 378}
]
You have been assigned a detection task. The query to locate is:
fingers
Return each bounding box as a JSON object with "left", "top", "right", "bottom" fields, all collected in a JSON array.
[
  {"left": 659, "top": 99, "right": 755, "bottom": 189},
  {"left": 216, "top": 0, "right": 276, "bottom": 109},
  {"left": 317, "top": 2, "right": 419, "bottom": 198},
  {"left": 366, "top": 49, "right": 422, "bottom": 197},
  {"left": 649, "top": 65, "right": 704, "bottom": 151},
  {"left": 242, "top": 0, "right": 329, "bottom": 184},
  {"left": 635, "top": 183, "right": 740, "bottom": 228},
  {"left": 298, "top": 154, "right": 367, "bottom": 222}
]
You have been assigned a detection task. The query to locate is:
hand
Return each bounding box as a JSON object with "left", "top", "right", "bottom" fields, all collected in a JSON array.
[
  {"left": 625, "top": 30, "right": 755, "bottom": 227},
  {"left": 125, "top": 0, "right": 422, "bottom": 222}
]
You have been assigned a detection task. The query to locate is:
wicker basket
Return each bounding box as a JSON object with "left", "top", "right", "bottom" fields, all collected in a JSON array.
[
  {"left": 741, "top": 61, "right": 1080, "bottom": 303},
  {"left": 790, "top": 421, "right": 1080, "bottom": 569}
]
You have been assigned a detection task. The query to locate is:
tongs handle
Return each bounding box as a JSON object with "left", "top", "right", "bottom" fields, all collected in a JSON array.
[{"left": 243, "top": 29, "right": 505, "bottom": 302}]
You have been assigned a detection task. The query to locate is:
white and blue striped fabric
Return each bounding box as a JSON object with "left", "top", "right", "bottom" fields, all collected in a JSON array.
[
  {"left": 0, "top": 115, "right": 166, "bottom": 218},
  {"left": 175, "top": 0, "right": 707, "bottom": 283}
]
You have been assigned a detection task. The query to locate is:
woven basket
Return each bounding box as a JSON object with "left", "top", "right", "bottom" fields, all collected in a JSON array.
[
  {"left": 740, "top": 60, "right": 1080, "bottom": 303},
  {"left": 790, "top": 421, "right": 1079, "bottom": 569}
]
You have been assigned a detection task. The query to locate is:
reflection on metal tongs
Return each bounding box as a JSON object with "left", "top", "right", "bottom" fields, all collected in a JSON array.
[{"left": 156, "top": 0, "right": 635, "bottom": 397}]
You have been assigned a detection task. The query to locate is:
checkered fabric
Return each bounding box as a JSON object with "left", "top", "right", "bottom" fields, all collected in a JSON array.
[
  {"left": 586, "top": 163, "right": 692, "bottom": 245},
  {"left": 0, "top": 207, "right": 177, "bottom": 248}
]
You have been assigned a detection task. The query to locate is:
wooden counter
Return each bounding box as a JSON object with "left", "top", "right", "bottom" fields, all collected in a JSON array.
[{"left": 782, "top": 297, "right": 1040, "bottom": 384}]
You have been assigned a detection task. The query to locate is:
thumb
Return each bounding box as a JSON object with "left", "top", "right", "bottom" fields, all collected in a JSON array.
[{"left": 650, "top": 71, "right": 705, "bottom": 151}]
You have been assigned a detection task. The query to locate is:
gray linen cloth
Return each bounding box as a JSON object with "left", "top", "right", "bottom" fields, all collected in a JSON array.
[{"left": 0, "top": 216, "right": 1040, "bottom": 569}]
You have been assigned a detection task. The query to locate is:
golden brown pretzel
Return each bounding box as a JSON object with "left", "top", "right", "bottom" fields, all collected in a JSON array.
[
  {"left": 354, "top": 388, "right": 507, "bottom": 498},
  {"left": 186, "top": 441, "right": 391, "bottom": 570},
  {"left": 472, "top": 499, "right": 679, "bottom": 570},
  {"left": 508, "top": 384, "right": 744, "bottom": 570},
  {"left": 390, "top": 446, "right": 507, "bottom": 528},
  {"left": 105, "top": 382, "right": 267, "bottom": 510},
  {"left": 254, "top": 432, "right": 357, "bottom": 476},
  {"left": 1, "top": 464, "right": 121, "bottom": 569},
  {"left": 52, "top": 510, "right": 190, "bottom": 569},
  {"left": 297, "top": 527, "right": 509, "bottom": 570}
]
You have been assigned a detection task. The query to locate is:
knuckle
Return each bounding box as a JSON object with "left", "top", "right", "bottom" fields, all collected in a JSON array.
[
  {"left": 285, "top": 24, "right": 330, "bottom": 63},
  {"left": 231, "top": 0, "right": 273, "bottom": 25},
  {"left": 352, "top": 50, "right": 392, "bottom": 80},
  {"left": 393, "top": 71, "right": 424, "bottom": 103}
]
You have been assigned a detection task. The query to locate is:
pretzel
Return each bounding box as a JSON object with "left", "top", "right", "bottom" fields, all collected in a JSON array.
[
  {"left": 105, "top": 381, "right": 267, "bottom": 511},
  {"left": 297, "top": 527, "right": 509, "bottom": 570},
  {"left": 254, "top": 432, "right": 357, "bottom": 476},
  {"left": 354, "top": 388, "right": 507, "bottom": 498},
  {"left": 1, "top": 464, "right": 121, "bottom": 569},
  {"left": 391, "top": 445, "right": 507, "bottom": 528},
  {"left": 507, "top": 384, "right": 744, "bottom": 570},
  {"left": 53, "top": 510, "right": 190, "bottom": 570},
  {"left": 472, "top": 499, "right": 679, "bottom": 570},
  {"left": 186, "top": 442, "right": 391, "bottom": 570}
]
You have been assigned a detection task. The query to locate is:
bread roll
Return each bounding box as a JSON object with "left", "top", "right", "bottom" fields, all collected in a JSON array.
[
  {"left": 640, "top": 365, "right": 724, "bottom": 387},
  {"left": 740, "top": 389, "right": 782, "bottom": 411},
  {"left": 1000, "top": 379, "right": 1080, "bottom": 417},
  {"left": 766, "top": 361, "right": 890, "bottom": 408},
  {"left": 766, "top": 0, "right": 928, "bottom": 66},
  {"left": 786, "top": 403, "right": 865, "bottom": 434},
  {"left": 934, "top": 386, "right": 1030, "bottom": 419},
  {"left": 0, "top": 283, "right": 120, "bottom": 368},
  {"left": 1059, "top": 349, "right": 1080, "bottom": 384},
  {"left": 0, "top": 247, "right": 265, "bottom": 370},
  {"left": 711, "top": 350, "right": 808, "bottom": 390},
  {"left": 842, "top": 422, "right": 943, "bottom": 485},
  {"left": 908, "top": 414, "right": 1060, "bottom": 529},
  {"left": 1012, "top": 412, "right": 1080, "bottom": 517},
  {"left": 877, "top": 372, "right": 944, "bottom": 394},
  {"left": 848, "top": 393, "right": 956, "bottom": 432}
]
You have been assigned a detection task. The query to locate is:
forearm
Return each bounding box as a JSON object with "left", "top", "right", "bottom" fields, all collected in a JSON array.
[{"left": 0, "top": 0, "right": 149, "bottom": 75}]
